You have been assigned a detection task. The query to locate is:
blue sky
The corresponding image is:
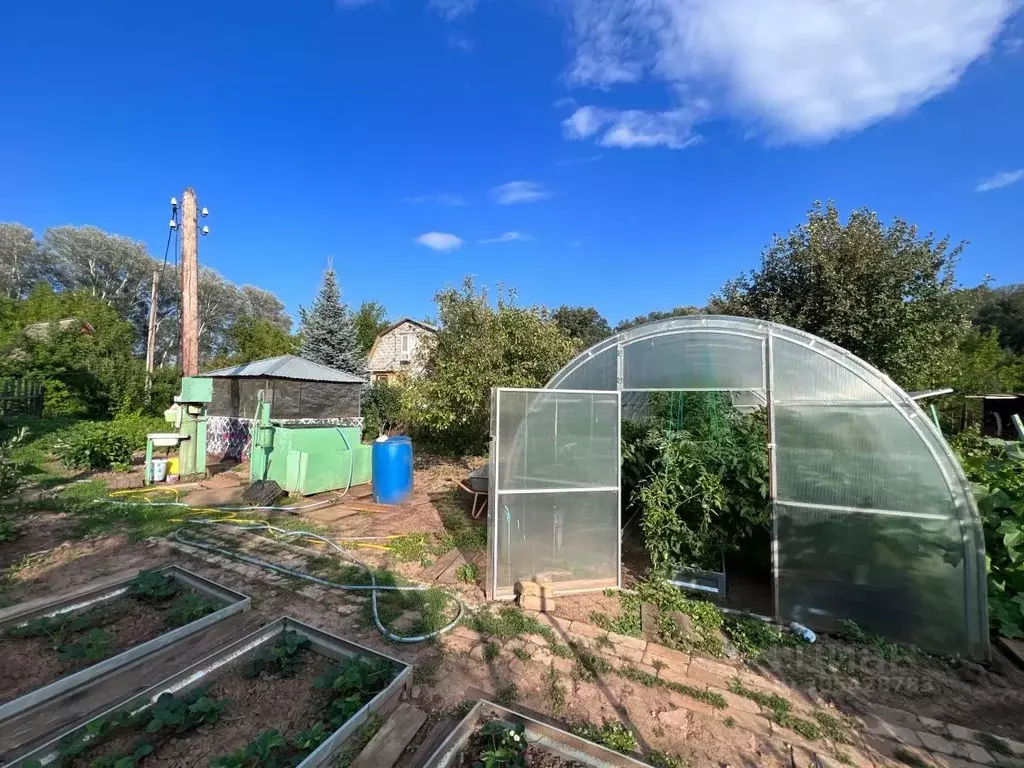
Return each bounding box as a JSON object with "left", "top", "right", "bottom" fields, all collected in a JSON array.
[{"left": 1, "top": 0, "right": 1022, "bottom": 328}]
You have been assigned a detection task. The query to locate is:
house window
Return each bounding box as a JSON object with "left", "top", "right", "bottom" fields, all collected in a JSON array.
[{"left": 400, "top": 334, "right": 415, "bottom": 354}]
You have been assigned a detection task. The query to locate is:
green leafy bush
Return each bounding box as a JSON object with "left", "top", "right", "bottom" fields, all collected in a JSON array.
[
  {"left": 52, "top": 414, "right": 165, "bottom": 470},
  {"left": 247, "top": 630, "right": 311, "bottom": 678},
  {"left": 953, "top": 429, "right": 1024, "bottom": 638},
  {"left": 0, "top": 426, "right": 28, "bottom": 498},
  {"left": 362, "top": 380, "right": 404, "bottom": 439},
  {"left": 53, "top": 421, "right": 133, "bottom": 469},
  {"left": 625, "top": 394, "right": 770, "bottom": 573}
]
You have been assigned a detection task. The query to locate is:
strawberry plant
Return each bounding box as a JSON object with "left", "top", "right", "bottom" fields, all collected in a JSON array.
[
  {"left": 246, "top": 630, "right": 311, "bottom": 678},
  {"left": 163, "top": 592, "right": 219, "bottom": 628},
  {"left": 145, "top": 690, "right": 226, "bottom": 734},
  {"left": 128, "top": 569, "right": 180, "bottom": 602},
  {"left": 315, "top": 655, "right": 395, "bottom": 727},
  {"left": 57, "top": 628, "right": 114, "bottom": 663},
  {"left": 474, "top": 720, "right": 527, "bottom": 768},
  {"left": 290, "top": 721, "right": 329, "bottom": 751},
  {"left": 211, "top": 729, "right": 287, "bottom": 768}
]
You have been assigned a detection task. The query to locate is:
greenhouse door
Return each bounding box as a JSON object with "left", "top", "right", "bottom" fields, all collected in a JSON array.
[{"left": 487, "top": 388, "right": 621, "bottom": 600}]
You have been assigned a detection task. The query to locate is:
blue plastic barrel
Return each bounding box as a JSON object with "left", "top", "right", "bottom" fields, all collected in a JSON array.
[{"left": 372, "top": 436, "right": 413, "bottom": 505}]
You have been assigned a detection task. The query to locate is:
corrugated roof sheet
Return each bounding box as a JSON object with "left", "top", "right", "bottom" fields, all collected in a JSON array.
[{"left": 201, "top": 355, "right": 366, "bottom": 384}]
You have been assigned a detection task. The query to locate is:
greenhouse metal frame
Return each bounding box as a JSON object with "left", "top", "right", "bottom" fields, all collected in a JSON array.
[{"left": 487, "top": 315, "right": 989, "bottom": 660}]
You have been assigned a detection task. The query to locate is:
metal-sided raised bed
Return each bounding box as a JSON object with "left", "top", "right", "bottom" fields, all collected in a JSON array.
[
  {"left": 422, "top": 700, "right": 655, "bottom": 767},
  {"left": 0, "top": 565, "right": 250, "bottom": 723},
  {"left": 9, "top": 616, "right": 411, "bottom": 768}
]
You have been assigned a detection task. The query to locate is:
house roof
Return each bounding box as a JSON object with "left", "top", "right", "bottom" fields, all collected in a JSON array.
[
  {"left": 366, "top": 318, "right": 438, "bottom": 369},
  {"left": 381, "top": 318, "right": 438, "bottom": 335},
  {"left": 201, "top": 354, "right": 366, "bottom": 384}
]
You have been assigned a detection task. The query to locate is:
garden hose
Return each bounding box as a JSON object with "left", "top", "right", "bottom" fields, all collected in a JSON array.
[{"left": 172, "top": 519, "right": 464, "bottom": 643}]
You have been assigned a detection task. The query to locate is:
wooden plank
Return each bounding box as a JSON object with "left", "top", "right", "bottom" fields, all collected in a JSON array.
[
  {"left": 998, "top": 636, "right": 1024, "bottom": 669},
  {"left": 418, "top": 548, "right": 462, "bottom": 583},
  {"left": 351, "top": 703, "right": 427, "bottom": 768},
  {"left": 404, "top": 716, "right": 456, "bottom": 768}
]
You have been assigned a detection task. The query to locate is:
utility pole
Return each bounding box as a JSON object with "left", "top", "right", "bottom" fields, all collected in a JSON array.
[
  {"left": 145, "top": 268, "right": 160, "bottom": 392},
  {"left": 180, "top": 188, "right": 199, "bottom": 377}
]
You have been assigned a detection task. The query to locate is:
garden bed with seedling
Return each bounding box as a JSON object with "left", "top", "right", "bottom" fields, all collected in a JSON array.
[
  {"left": 423, "top": 701, "right": 655, "bottom": 768},
  {"left": 0, "top": 566, "right": 250, "bottom": 720},
  {"left": 10, "top": 616, "right": 411, "bottom": 768}
]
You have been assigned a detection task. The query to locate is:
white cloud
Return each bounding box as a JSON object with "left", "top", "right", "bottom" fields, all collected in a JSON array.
[
  {"left": 401, "top": 193, "right": 470, "bottom": 206},
  {"left": 429, "top": 0, "right": 476, "bottom": 19},
  {"left": 564, "top": 0, "right": 1018, "bottom": 143},
  {"left": 479, "top": 231, "right": 533, "bottom": 244},
  {"left": 414, "top": 232, "right": 464, "bottom": 251},
  {"left": 492, "top": 181, "right": 551, "bottom": 204},
  {"left": 976, "top": 169, "right": 1024, "bottom": 192},
  {"left": 562, "top": 106, "right": 703, "bottom": 149},
  {"left": 1004, "top": 36, "right": 1024, "bottom": 54},
  {"left": 449, "top": 34, "right": 474, "bottom": 51}
]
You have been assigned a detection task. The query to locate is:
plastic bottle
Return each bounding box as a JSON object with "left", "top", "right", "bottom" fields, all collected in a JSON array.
[{"left": 790, "top": 622, "right": 816, "bottom": 644}]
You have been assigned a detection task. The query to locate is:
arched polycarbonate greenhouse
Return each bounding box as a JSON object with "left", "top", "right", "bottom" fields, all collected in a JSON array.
[{"left": 486, "top": 315, "right": 990, "bottom": 660}]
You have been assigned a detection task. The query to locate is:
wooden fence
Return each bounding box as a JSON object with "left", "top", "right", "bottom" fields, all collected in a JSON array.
[{"left": 0, "top": 378, "right": 44, "bottom": 418}]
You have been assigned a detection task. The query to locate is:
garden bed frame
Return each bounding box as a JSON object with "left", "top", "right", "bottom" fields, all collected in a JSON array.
[
  {"left": 421, "top": 700, "right": 655, "bottom": 768},
  {"left": 8, "top": 616, "right": 411, "bottom": 768},
  {"left": 0, "top": 565, "right": 250, "bottom": 723}
]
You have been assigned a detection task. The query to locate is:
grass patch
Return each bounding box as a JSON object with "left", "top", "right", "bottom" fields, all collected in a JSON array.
[
  {"left": 609, "top": 580, "right": 726, "bottom": 655},
  {"left": 413, "top": 652, "right": 444, "bottom": 685},
  {"left": 836, "top": 619, "right": 922, "bottom": 663},
  {"left": 812, "top": 710, "right": 850, "bottom": 743},
  {"left": 483, "top": 642, "right": 499, "bottom": 662},
  {"left": 617, "top": 665, "right": 727, "bottom": 709},
  {"left": 723, "top": 716, "right": 735, "bottom": 728},
  {"left": 513, "top": 646, "right": 530, "bottom": 661},
  {"left": 465, "top": 605, "right": 572, "bottom": 657},
  {"left": 728, "top": 679, "right": 831, "bottom": 741},
  {"left": 648, "top": 751, "right": 690, "bottom": 768},
  {"left": 495, "top": 683, "right": 518, "bottom": 707},
  {"left": 573, "top": 721, "right": 638, "bottom": 755},
  {"left": 979, "top": 733, "right": 1015, "bottom": 757},
  {"left": 722, "top": 616, "right": 800, "bottom": 659},
  {"left": 892, "top": 747, "right": 930, "bottom": 768},
  {"left": 546, "top": 667, "right": 567, "bottom": 713},
  {"left": 570, "top": 641, "right": 613, "bottom": 682}
]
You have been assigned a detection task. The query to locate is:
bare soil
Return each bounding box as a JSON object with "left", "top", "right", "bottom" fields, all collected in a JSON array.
[
  {"left": 0, "top": 593, "right": 205, "bottom": 705},
  {"left": 86, "top": 651, "right": 333, "bottom": 768},
  {"left": 524, "top": 745, "right": 587, "bottom": 767}
]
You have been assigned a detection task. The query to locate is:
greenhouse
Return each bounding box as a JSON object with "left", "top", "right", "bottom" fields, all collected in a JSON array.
[{"left": 486, "top": 315, "right": 990, "bottom": 660}]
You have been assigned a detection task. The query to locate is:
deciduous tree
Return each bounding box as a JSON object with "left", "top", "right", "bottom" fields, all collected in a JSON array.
[
  {"left": 712, "top": 201, "right": 973, "bottom": 390},
  {"left": 353, "top": 300, "right": 389, "bottom": 355},
  {"left": 552, "top": 305, "right": 611, "bottom": 348}
]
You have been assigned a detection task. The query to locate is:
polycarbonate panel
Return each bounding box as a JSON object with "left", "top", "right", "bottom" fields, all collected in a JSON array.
[
  {"left": 775, "top": 404, "right": 953, "bottom": 514},
  {"left": 555, "top": 344, "right": 618, "bottom": 391},
  {"left": 623, "top": 331, "right": 764, "bottom": 390},
  {"left": 776, "top": 503, "right": 967, "bottom": 654},
  {"left": 497, "top": 390, "right": 619, "bottom": 491},
  {"left": 772, "top": 337, "right": 885, "bottom": 402},
  {"left": 492, "top": 490, "right": 619, "bottom": 594},
  {"left": 489, "top": 388, "right": 620, "bottom": 598}
]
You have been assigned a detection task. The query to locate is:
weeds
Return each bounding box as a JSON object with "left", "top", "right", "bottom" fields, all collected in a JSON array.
[
  {"left": 892, "top": 747, "right": 930, "bottom": 767},
  {"left": 466, "top": 604, "right": 571, "bottom": 657},
  {"left": 513, "top": 646, "right": 531, "bottom": 661},
  {"left": 496, "top": 682, "right": 519, "bottom": 706},
  {"left": 722, "top": 616, "right": 798, "bottom": 659},
  {"left": 456, "top": 562, "right": 479, "bottom": 583},
  {"left": 483, "top": 642, "right": 499, "bottom": 662},
  {"left": 979, "top": 732, "right": 1015, "bottom": 757},
  {"left": 648, "top": 751, "right": 691, "bottom": 768},
  {"left": 573, "top": 721, "right": 638, "bottom": 755},
  {"left": 723, "top": 716, "right": 735, "bottom": 728},
  {"left": 546, "top": 667, "right": 567, "bottom": 713},
  {"left": 0, "top": 514, "right": 16, "bottom": 542},
  {"left": 812, "top": 710, "right": 850, "bottom": 743},
  {"left": 570, "top": 642, "right": 613, "bottom": 682},
  {"left": 617, "top": 665, "right": 727, "bottom": 709},
  {"left": 333, "top": 713, "right": 384, "bottom": 768},
  {"left": 728, "top": 679, "right": 832, "bottom": 741}
]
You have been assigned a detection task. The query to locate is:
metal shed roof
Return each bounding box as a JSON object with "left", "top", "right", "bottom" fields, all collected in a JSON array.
[{"left": 201, "top": 354, "right": 366, "bottom": 384}]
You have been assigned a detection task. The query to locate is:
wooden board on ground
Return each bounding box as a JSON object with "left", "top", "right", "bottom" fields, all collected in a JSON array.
[
  {"left": 418, "top": 548, "right": 463, "bottom": 583},
  {"left": 404, "top": 716, "right": 456, "bottom": 768},
  {"left": 350, "top": 702, "right": 427, "bottom": 768}
]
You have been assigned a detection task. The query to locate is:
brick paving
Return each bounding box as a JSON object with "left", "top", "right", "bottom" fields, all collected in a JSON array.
[{"left": 169, "top": 536, "right": 1024, "bottom": 768}]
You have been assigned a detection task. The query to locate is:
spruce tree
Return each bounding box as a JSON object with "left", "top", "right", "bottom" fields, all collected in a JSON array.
[{"left": 299, "top": 266, "right": 363, "bottom": 377}]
